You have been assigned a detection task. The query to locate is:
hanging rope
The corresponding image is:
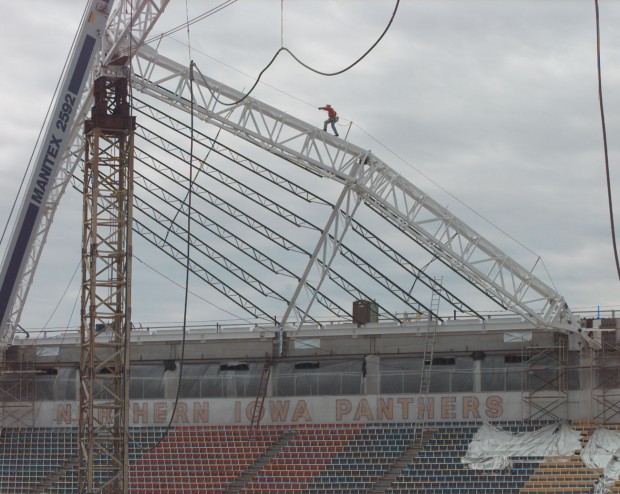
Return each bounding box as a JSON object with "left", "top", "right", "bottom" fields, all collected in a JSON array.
[
  {"left": 281, "top": 0, "right": 284, "bottom": 47},
  {"left": 194, "top": 0, "right": 400, "bottom": 107},
  {"left": 594, "top": 0, "right": 620, "bottom": 282}
]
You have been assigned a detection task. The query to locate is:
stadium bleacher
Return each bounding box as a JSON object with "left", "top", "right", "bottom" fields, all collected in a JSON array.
[{"left": 1, "top": 421, "right": 620, "bottom": 493}]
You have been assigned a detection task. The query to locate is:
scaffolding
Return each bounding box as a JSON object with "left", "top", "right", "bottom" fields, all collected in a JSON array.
[
  {"left": 592, "top": 318, "right": 620, "bottom": 424},
  {"left": 0, "top": 348, "right": 35, "bottom": 428},
  {"left": 523, "top": 332, "right": 569, "bottom": 421},
  {"left": 78, "top": 75, "right": 135, "bottom": 493}
]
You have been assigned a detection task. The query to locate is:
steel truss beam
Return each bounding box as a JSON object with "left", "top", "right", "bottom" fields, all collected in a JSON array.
[
  {"left": 131, "top": 45, "right": 576, "bottom": 331},
  {"left": 347, "top": 219, "right": 480, "bottom": 318},
  {"left": 134, "top": 99, "right": 458, "bottom": 318},
  {"left": 131, "top": 130, "right": 403, "bottom": 322},
  {"left": 281, "top": 163, "right": 363, "bottom": 331},
  {"left": 132, "top": 96, "right": 329, "bottom": 205},
  {"left": 71, "top": 170, "right": 276, "bottom": 323},
  {"left": 72, "top": 153, "right": 349, "bottom": 323},
  {"left": 129, "top": 167, "right": 350, "bottom": 322},
  {"left": 134, "top": 120, "right": 430, "bottom": 318}
]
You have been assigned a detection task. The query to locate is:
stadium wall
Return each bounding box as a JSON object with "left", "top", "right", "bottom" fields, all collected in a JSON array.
[{"left": 6, "top": 389, "right": 603, "bottom": 428}]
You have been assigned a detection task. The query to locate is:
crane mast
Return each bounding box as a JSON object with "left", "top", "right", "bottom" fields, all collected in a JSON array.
[{"left": 78, "top": 74, "right": 135, "bottom": 494}]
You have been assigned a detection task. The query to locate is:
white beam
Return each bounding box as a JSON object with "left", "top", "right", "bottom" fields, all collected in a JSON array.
[{"left": 132, "top": 45, "right": 576, "bottom": 332}]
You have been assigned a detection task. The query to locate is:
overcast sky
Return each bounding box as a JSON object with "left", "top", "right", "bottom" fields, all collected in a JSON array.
[{"left": 0, "top": 0, "right": 619, "bottom": 332}]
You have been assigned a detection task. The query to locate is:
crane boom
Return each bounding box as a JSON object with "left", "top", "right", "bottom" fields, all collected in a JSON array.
[{"left": 0, "top": 0, "right": 113, "bottom": 343}]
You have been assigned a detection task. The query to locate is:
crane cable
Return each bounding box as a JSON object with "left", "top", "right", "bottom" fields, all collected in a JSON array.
[
  {"left": 143, "top": 0, "right": 238, "bottom": 47},
  {"left": 133, "top": 0, "right": 196, "bottom": 451},
  {"left": 162, "top": 106, "right": 234, "bottom": 245},
  {"left": 281, "top": 0, "right": 284, "bottom": 47},
  {"left": 194, "top": 0, "right": 400, "bottom": 107},
  {"left": 594, "top": 0, "right": 620, "bottom": 282}
]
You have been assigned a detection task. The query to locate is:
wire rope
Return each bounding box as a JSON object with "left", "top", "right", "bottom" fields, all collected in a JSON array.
[
  {"left": 281, "top": 0, "right": 284, "bottom": 47},
  {"left": 350, "top": 122, "right": 559, "bottom": 291},
  {"left": 41, "top": 260, "right": 81, "bottom": 331},
  {"left": 134, "top": 56, "right": 196, "bottom": 452},
  {"left": 193, "top": 0, "right": 400, "bottom": 107},
  {"left": 142, "top": 0, "right": 239, "bottom": 47},
  {"left": 594, "top": 0, "right": 620, "bottom": 282},
  {"left": 185, "top": 0, "right": 193, "bottom": 61}
]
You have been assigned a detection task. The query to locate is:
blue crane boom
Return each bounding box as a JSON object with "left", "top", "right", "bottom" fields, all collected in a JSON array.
[{"left": 0, "top": 0, "right": 113, "bottom": 340}]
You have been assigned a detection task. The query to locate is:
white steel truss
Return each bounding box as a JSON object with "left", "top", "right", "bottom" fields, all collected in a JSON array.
[
  {"left": 1, "top": 0, "right": 579, "bottom": 345},
  {"left": 281, "top": 160, "right": 363, "bottom": 332},
  {"left": 131, "top": 44, "right": 577, "bottom": 333}
]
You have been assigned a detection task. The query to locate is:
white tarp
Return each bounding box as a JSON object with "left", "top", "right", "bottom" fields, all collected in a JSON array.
[
  {"left": 462, "top": 422, "right": 582, "bottom": 470},
  {"left": 581, "top": 428, "right": 620, "bottom": 492},
  {"left": 581, "top": 428, "right": 620, "bottom": 469}
]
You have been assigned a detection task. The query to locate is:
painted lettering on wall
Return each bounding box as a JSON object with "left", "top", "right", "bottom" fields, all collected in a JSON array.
[{"left": 51, "top": 395, "right": 506, "bottom": 426}]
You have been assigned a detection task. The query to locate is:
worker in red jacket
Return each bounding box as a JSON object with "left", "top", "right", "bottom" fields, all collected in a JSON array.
[{"left": 318, "top": 104, "right": 339, "bottom": 136}]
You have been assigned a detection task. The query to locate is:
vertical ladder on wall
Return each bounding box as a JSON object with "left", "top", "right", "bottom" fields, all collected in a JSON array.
[
  {"left": 250, "top": 355, "right": 272, "bottom": 429},
  {"left": 416, "top": 278, "right": 442, "bottom": 444}
]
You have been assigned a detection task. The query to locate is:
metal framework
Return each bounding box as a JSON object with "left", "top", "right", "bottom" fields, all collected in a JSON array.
[
  {"left": 592, "top": 319, "right": 620, "bottom": 423},
  {"left": 130, "top": 119, "right": 403, "bottom": 322},
  {"left": 131, "top": 44, "right": 577, "bottom": 333},
  {"left": 0, "top": 352, "right": 35, "bottom": 428},
  {"left": 0, "top": 0, "right": 579, "bottom": 344},
  {"left": 78, "top": 76, "right": 135, "bottom": 493},
  {"left": 523, "top": 332, "right": 569, "bottom": 421},
  {"left": 131, "top": 98, "right": 480, "bottom": 320},
  {"left": 281, "top": 161, "right": 362, "bottom": 331}
]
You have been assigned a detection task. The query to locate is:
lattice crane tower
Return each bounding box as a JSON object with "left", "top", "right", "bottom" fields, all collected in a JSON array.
[{"left": 78, "top": 75, "right": 135, "bottom": 493}]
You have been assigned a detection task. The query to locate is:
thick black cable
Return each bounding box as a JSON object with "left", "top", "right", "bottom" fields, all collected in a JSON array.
[
  {"left": 162, "top": 118, "right": 229, "bottom": 245},
  {"left": 594, "top": 0, "right": 620, "bottom": 282},
  {"left": 134, "top": 62, "right": 195, "bottom": 454},
  {"left": 194, "top": 0, "right": 400, "bottom": 107}
]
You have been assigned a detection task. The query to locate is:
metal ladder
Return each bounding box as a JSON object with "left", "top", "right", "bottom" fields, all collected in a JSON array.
[
  {"left": 250, "top": 355, "right": 272, "bottom": 429},
  {"left": 416, "top": 278, "right": 442, "bottom": 444}
]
